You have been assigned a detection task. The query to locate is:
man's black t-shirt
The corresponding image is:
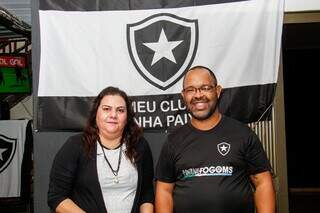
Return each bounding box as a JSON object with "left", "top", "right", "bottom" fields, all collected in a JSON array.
[{"left": 156, "top": 115, "right": 271, "bottom": 213}]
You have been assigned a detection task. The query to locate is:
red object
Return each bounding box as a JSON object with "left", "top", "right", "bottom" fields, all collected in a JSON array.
[{"left": 0, "top": 56, "right": 25, "bottom": 68}]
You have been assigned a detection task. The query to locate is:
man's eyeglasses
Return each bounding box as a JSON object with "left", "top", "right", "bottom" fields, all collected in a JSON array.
[{"left": 182, "top": 85, "right": 216, "bottom": 95}]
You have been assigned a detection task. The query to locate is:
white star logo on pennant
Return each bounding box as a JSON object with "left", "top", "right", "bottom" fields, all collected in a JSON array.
[{"left": 143, "top": 28, "right": 183, "bottom": 66}]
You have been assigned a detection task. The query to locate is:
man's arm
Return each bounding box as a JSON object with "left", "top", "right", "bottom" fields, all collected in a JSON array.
[
  {"left": 155, "top": 181, "right": 175, "bottom": 213},
  {"left": 250, "top": 171, "right": 276, "bottom": 213}
]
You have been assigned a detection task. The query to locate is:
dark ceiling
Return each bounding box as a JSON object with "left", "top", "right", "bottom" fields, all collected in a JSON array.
[{"left": 0, "top": 6, "right": 31, "bottom": 40}]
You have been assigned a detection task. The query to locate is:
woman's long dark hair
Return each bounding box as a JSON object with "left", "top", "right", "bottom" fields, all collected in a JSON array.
[{"left": 82, "top": 86, "right": 142, "bottom": 164}]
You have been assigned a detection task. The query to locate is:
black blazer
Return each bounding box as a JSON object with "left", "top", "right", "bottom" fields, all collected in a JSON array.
[{"left": 48, "top": 134, "right": 154, "bottom": 213}]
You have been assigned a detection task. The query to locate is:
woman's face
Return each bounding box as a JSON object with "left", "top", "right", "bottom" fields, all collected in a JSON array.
[{"left": 96, "top": 95, "right": 127, "bottom": 139}]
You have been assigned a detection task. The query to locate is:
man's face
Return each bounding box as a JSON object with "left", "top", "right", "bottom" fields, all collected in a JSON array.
[{"left": 181, "top": 68, "right": 221, "bottom": 120}]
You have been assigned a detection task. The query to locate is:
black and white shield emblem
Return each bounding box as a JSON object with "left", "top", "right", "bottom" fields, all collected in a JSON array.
[
  {"left": 217, "top": 142, "right": 231, "bottom": 156},
  {"left": 0, "top": 134, "right": 17, "bottom": 173},
  {"left": 127, "top": 13, "right": 198, "bottom": 90}
]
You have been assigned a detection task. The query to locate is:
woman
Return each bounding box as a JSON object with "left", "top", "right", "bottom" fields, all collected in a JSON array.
[{"left": 48, "top": 86, "right": 154, "bottom": 213}]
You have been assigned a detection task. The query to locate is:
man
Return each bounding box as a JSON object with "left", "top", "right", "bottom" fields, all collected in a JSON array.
[
  {"left": 15, "top": 65, "right": 23, "bottom": 84},
  {"left": 155, "top": 66, "right": 275, "bottom": 213},
  {"left": 0, "top": 68, "right": 4, "bottom": 86}
]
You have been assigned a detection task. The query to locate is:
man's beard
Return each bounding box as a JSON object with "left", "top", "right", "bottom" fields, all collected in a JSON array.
[{"left": 189, "top": 97, "right": 218, "bottom": 121}]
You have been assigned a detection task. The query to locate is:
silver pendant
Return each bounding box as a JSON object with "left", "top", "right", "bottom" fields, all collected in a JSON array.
[{"left": 114, "top": 176, "right": 119, "bottom": 184}]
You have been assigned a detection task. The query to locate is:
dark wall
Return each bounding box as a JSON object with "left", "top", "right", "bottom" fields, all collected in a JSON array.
[
  {"left": 282, "top": 23, "right": 320, "bottom": 188},
  {"left": 34, "top": 132, "right": 75, "bottom": 213}
]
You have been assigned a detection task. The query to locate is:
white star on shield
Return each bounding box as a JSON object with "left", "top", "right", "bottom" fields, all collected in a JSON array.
[
  {"left": 217, "top": 142, "right": 231, "bottom": 156},
  {"left": 143, "top": 28, "right": 183, "bottom": 66},
  {"left": 127, "top": 13, "right": 198, "bottom": 90}
]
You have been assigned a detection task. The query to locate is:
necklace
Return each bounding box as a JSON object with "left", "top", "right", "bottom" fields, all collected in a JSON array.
[{"left": 98, "top": 140, "right": 122, "bottom": 184}]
